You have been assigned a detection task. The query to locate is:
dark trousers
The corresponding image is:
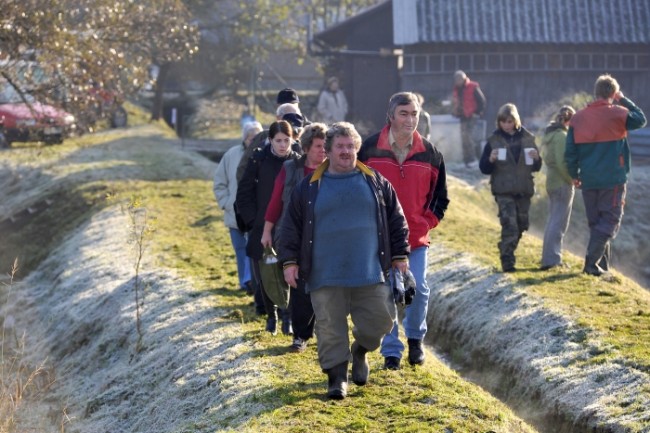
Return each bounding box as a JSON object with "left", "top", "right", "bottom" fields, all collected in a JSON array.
[{"left": 291, "top": 280, "right": 315, "bottom": 340}]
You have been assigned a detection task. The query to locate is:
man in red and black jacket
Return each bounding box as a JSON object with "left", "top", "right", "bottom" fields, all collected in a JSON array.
[{"left": 358, "top": 92, "right": 449, "bottom": 370}]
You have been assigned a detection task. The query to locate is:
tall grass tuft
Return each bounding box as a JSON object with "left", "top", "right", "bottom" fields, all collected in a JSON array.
[{"left": 1, "top": 259, "right": 55, "bottom": 432}]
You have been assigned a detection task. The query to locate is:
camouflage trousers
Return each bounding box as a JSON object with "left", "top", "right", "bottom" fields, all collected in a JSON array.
[{"left": 495, "top": 194, "right": 531, "bottom": 269}]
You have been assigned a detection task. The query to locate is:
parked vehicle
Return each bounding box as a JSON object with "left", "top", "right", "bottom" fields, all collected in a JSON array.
[{"left": 0, "top": 82, "right": 76, "bottom": 146}]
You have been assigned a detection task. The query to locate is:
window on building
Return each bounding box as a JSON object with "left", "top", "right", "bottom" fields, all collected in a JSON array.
[
  {"left": 563, "top": 54, "right": 575, "bottom": 69},
  {"left": 622, "top": 54, "right": 635, "bottom": 69},
  {"left": 443, "top": 55, "right": 457, "bottom": 72},
  {"left": 548, "top": 53, "right": 561, "bottom": 69},
  {"left": 532, "top": 54, "right": 545, "bottom": 69},
  {"left": 518, "top": 54, "right": 530, "bottom": 70},
  {"left": 607, "top": 54, "right": 620, "bottom": 69},
  {"left": 488, "top": 54, "right": 501, "bottom": 70},
  {"left": 577, "top": 54, "right": 590, "bottom": 69},
  {"left": 402, "top": 51, "right": 648, "bottom": 74},
  {"left": 592, "top": 54, "right": 605, "bottom": 69},
  {"left": 503, "top": 54, "right": 515, "bottom": 69},
  {"left": 459, "top": 54, "right": 471, "bottom": 70},
  {"left": 414, "top": 55, "right": 427, "bottom": 73}
]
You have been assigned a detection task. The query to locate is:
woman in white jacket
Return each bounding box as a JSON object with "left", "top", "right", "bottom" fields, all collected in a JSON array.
[
  {"left": 213, "top": 121, "right": 263, "bottom": 293},
  {"left": 317, "top": 77, "right": 348, "bottom": 124}
]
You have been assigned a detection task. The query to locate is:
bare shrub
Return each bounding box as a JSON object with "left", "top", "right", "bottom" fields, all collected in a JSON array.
[{"left": 1, "top": 259, "right": 56, "bottom": 432}]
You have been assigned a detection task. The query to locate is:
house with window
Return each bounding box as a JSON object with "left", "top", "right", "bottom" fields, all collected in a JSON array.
[{"left": 313, "top": 0, "right": 650, "bottom": 138}]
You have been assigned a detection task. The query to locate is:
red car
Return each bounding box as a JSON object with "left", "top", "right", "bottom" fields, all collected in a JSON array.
[{"left": 0, "top": 83, "right": 76, "bottom": 147}]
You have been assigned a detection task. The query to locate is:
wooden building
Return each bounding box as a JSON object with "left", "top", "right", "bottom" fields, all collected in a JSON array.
[{"left": 313, "top": 0, "right": 650, "bottom": 136}]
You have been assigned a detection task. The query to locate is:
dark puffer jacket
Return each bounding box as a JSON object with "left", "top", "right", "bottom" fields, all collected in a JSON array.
[
  {"left": 277, "top": 160, "right": 410, "bottom": 281},
  {"left": 235, "top": 144, "right": 299, "bottom": 260},
  {"left": 479, "top": 127, "right": 541, "bottom": 197}
]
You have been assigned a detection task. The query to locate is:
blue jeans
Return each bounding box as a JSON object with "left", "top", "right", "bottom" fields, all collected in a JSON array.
[
  {"left": 229, "top": 228, "right": 251, "bottom": 289},
  {"left": 380, "top": 246, "right": 429, "bottom": 359}
]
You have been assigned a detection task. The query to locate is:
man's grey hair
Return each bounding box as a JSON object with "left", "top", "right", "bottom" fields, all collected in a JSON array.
[
  {"left": 276, "top": 102, "right": 301, "bottom": 118},
  {"left": 242, "top": 121, "right": 263, "bottom": 141},
  {"left": 324, "top": 122, "right": 362, "bottom": 152},
  {"left": 386, "top": 92, "right": 420, "bottom": 124}
]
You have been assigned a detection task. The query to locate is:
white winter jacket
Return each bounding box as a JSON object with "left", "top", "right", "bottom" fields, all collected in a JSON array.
[
  {"left": 317, "top": 90, "right": 348, "bottom": 124},
  {"left": 213, "top": 142, "right": 246, "bottom": 229}
]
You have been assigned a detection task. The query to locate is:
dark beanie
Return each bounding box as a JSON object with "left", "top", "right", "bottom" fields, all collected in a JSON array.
[
  {"left": 282, "top": 112, "right": 304, "bottom": 130},
  {"left": 277, "top": 88, "right": 299, "bottom": 104}
]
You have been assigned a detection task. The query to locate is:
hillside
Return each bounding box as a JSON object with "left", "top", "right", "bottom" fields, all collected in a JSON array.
[{"left": 1, "top": 122, "right": 649, "bottom": 433}]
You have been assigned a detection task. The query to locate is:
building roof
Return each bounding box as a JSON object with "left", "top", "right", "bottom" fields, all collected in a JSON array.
[
  {"left": 314, "top": 1, "right": 392, "bottom": 48},
  {"left": 394, "top": 0, "right": 650, "bottom": 45}
]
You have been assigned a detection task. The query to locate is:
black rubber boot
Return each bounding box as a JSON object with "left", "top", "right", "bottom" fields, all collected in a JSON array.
[
  {"left": 325, "top": 361, "right": 349, "bottom": 400},
  {"left": 583, "top": 232, "right": 610, "bottom": 276},
  {"left": 265, "top": 311, "right": 278, "bottom": 335},
  {"left": 351, "top": 342, "right": 369, "bottom": 386},
  {"left": 407, "top": 338, "right": 425, "bottom": 365},
  {"left": 280, "top": 308, "right": 293, "bottom": 336}
]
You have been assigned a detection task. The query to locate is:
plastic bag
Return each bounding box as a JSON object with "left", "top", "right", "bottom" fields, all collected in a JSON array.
[{"left": 258, "top": 246, "right": 290, "bottom": 309}]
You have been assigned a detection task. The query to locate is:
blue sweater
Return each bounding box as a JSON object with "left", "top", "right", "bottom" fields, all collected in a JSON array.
[{"left": 306, "top": 170, "right": 384, "bottom": 292}]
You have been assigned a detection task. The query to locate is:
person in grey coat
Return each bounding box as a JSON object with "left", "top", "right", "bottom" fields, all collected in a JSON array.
[{"left": 213, "top": 121, "right": 263, "bottom": 292}]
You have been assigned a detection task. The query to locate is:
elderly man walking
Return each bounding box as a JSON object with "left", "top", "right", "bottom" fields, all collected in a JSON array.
[{"left": 278, "top": 122, "right": 410, "bottom": 399}]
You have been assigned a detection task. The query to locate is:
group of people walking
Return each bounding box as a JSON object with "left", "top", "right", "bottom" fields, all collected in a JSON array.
[
  {"left": 214, "top": 72, "right": 645, "bottom": 399},
  {"left": 479, "top": 74, "right": 645, "bottom": 275}
]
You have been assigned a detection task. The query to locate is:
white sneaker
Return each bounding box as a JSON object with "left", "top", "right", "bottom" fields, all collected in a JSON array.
[{"left": 290, "top": 337, "right": 307, "bottom": 352}]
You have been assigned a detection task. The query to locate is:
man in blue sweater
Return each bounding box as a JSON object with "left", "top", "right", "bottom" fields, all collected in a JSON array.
[
  {"left": 565, "top": 74, "right": 646, "bottom": 276},
  {"left": 278, "top": 122, "right": 410, "bottom": 399}
]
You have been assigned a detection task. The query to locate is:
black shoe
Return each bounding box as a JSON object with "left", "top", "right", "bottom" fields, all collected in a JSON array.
[
  {"left": 407, "top": 339, "right": 425, "bottom": 365},
  {"left": 281, "top": 319, "right": 293, "bottom": 336},
  {"left": 351, "top": 342, "right": 369, "bottom": 386},
  {"left": 326, "top": 362, "right": 348, "bottom": 400},
  {"left": 384, "top": 356, "right": 401, "bottom": 370},
  {"left": 502, "top": 265, "right": 516, "bottom": 273},
  {"left": 244, "top": 280, "right": 255, "bottom": 296},
  {"left": 266, "top": 314, "right": 277, "bottom": 335}
]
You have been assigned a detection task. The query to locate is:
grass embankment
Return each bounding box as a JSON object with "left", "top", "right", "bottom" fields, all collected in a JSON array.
[
  {"left": 1, "top": 114, "right": 536, "bottom": 432},
  {"left": 442, "top": 177, "right": 650, "bottom": 373}
]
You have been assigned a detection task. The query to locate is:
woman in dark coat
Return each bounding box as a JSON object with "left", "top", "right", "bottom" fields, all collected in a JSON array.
[{"left": 236, "top": 120, "right": 300, "bottom": 334}]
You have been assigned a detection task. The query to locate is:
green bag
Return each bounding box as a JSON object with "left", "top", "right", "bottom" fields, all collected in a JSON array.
[{"left": 259, "top": 247, "right": 290, "bottom": 309}]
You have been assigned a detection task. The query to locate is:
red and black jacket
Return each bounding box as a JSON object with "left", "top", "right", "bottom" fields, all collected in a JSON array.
[{"left": 358, "top": 126, "right": 449, "bottom": 248}]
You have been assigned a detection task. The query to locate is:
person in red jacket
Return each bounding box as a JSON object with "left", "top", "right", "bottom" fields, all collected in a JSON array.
[
  {"left": 452, "top": 70, "right": 486, "bottom": 168},
  {"left": 358, "top": 92, "right": 449, "bottom": 370}
]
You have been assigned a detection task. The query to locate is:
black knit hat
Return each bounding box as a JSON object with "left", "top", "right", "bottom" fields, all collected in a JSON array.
[
  {"left": 282, "top": 112, "right": 304, "bottom": 131},
  {"left": 277, "top": 88, "right": 300, "bottom": 104}
]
